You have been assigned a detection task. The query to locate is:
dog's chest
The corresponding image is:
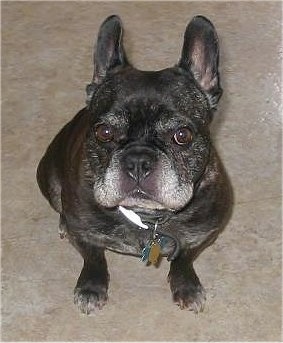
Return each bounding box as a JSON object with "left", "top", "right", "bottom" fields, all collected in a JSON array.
[{"left": 70, "top": 221, "right": 176, "bottom": 258}]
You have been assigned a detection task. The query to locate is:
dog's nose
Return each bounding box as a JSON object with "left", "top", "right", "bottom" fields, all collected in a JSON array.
[{"left": 122, "top": 147, "right": 156, "bottom": 181}]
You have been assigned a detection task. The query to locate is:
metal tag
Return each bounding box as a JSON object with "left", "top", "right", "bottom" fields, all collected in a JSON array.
[
  {"left": 141, "top": 244, "right": 151, "bottom": 262},
  {"left": 148, "top": 241, "right": 161, "bottom": 265}
]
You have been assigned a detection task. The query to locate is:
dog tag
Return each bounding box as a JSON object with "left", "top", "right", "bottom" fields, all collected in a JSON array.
[
  {"left": 118, "top": 206, "right": 149, "bottom": 229},
  {"left": 148, "top": 241, "right": 161, "bottom": 265},
  {"left": 141, "top": 244, "right": 151, "bottom": 262},
  {"left": 158, "top": 236, "right": 166, "bottom": 248}
]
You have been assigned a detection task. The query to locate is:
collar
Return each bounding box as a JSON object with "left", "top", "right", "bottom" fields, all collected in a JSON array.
[{"left": 118, "top": 206, "right": 180, "bottom": 261}]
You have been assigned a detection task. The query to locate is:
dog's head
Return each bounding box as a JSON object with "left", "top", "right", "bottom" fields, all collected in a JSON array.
[{"left": 85, "top": 15, "right": 222, "bottom": 215}]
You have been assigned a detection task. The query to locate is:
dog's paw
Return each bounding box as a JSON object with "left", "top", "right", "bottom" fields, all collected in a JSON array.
[
  {"left": 74, "top": 285, "right": 108, "bottom": 315},
  {"left": 172, "top": 284, "right": 206, "bottom": 313},
  {"left": 168, "top": 275, "right": 206, "bottom": 313}
]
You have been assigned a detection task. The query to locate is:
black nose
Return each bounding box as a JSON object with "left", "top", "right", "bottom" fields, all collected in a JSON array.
[{"left": 122, "top": 146, "right": 157, "bottom": 181}]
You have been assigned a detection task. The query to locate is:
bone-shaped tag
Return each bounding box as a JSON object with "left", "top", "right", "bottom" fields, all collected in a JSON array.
[{"left": 118, "top": 206, "right": 149, "bottom": 229}]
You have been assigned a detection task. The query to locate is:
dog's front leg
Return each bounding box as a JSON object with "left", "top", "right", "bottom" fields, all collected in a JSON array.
[
  {"left": 72, "top": 240, "right": 109, "bottom": 315},
  {"left": 168, "top": 250, "right": 206, "bottom": 313}
]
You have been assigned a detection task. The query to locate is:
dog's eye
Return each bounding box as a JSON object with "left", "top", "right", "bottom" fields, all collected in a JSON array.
[
  {"left": 173, "top": 128, "right": 192, "bottom": 145},
  {"left": 95, "top": 124, "right": 114, "bottom": 142}
]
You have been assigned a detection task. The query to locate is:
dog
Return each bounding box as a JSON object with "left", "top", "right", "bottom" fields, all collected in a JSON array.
[{"left": 37, "top": 14, "right": 232, "bottom": 314}]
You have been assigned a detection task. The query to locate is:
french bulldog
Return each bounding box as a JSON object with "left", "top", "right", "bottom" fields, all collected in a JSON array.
[{"left": 37, "top": 14, "right": 232, "bottom": 314}]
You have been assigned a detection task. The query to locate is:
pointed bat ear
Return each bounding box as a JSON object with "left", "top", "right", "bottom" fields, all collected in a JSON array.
[
  {"left": 86, "top": 15, "right": 129, "bottom": 105},
  {"left": 178, "top": 16, "right": 222, "bottom": 109}
]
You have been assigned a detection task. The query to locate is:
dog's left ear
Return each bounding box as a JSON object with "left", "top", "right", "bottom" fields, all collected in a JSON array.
[
  {"left": 178, "top": 16, "right": 222, "bottom": 109},
  {"left": 86, "top": 15, "right": 129, "bottom": 105}
]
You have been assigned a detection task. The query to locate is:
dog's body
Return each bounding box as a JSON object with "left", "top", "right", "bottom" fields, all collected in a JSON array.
[{"left": 37, "top": 15, "right": 232, "bottom": 314}]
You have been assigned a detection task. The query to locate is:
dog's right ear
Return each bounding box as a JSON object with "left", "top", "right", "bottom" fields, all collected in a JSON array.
[{"left": 86, "top": 15, "right": 129, "bottom": 105}]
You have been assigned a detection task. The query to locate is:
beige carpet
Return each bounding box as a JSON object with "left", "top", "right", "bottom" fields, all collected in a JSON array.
[{"left": 2, "top": 1, "right": 282, "bottom": 341}]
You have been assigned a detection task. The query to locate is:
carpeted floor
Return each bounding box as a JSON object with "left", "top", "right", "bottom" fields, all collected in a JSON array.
[{"left": 2, "top": 1, "right": 282, "bottom": 341}]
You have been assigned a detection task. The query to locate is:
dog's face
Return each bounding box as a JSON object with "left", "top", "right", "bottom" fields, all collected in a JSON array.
[{"left": 85, "top": 15, "right": 222, "bottom": 214}]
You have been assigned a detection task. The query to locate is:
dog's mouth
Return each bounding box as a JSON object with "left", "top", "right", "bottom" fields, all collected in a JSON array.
[{"left": 119, "top": 188, "right": 168, "bottom": 211}]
